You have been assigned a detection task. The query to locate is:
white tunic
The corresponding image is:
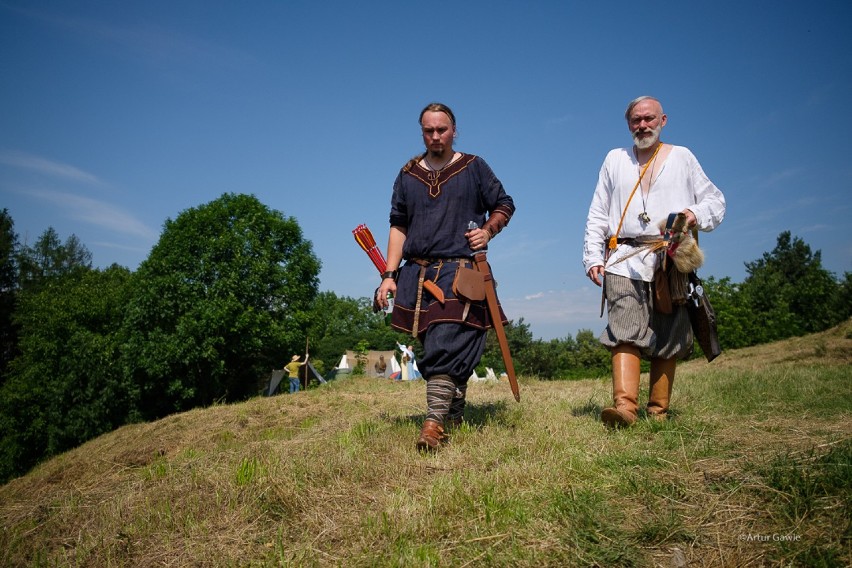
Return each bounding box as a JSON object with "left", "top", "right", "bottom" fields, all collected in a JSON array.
[{"left": 583, "top": 145, "right": 726, "bottom": 282}]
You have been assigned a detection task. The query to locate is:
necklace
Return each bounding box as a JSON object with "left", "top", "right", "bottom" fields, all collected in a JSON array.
[
  {"left": 634, "top": 143, "right": 661, "bottom": 224},
  {"left": 424, "top": 153, "right": 455, "bottom": 179},
  {"left": 423, "top": 152, "right": 456, "bottom": 184}
]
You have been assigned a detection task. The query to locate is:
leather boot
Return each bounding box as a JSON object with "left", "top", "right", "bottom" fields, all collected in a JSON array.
[
  {"left": 601, "top": 346, "right": 641, "bottom": 428},
  {"left": 647, "top": 357, "right": 676, "bottom": 420},
  {"left": 416, "top": 419, "right": 446, "bottom": 452}
]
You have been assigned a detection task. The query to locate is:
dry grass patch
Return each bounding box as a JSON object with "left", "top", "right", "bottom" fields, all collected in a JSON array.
[{"left": 2, "top": 321, "right": 850, "bottom": 566}]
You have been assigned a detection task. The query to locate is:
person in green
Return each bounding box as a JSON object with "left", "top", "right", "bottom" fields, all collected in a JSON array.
[{"left": 285, "top": 354, "right": 308, "bottom": 393}]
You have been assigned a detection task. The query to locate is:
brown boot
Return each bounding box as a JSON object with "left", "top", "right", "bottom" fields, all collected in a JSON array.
[
  {"left": 601, "top": 346, "right": 641, "bottom": 428},
  {"left": 647, "top": 357, "right": 676, "bottom": 420},
  {"left": 416, "top": 419, "right": 446, "bottom": 452}
]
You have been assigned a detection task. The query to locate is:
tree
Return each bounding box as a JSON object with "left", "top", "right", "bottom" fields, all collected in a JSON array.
[
  {"left": 700, "top": 276, "right": 754, "bottom": 350},
  {"left": 738, "top": 232, "right": 845, "bottom": 342},
  {"left": 480, "top": 318, "right": 535, "bottom": 376},
  {"left": 837, "top": 272, "right": 852, "bottom": 323},
  {"left": 0, "top": 265, "right": 134, "bottom": 482},
  {"left": 569, "top": 329, "right": 610, "bottom": 378},
  {"left": 305, "top": 291, "right": 402, "bottom": 375},
  {"left": 18, "top": 227, "right": 92, "bottom": 292},
  {"left": 122, "top": 193, "right": 320, "bottom": 418},
  {"left": 0, "top": 209, "right": 19, "bottom": 381}
]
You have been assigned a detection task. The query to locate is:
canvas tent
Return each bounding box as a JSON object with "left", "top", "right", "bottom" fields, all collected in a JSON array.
[
  {"left": 265, "top": 361, "right": 326, "bottom": 396},
  {"left": 470, "top": 367, "right": 499, "bottom": 382},
  {"left": 266, "top": 369, "right": 286, "bottom": 396},
  {"left": 333, "top": 350, "right": 400, "bottom": 378}
]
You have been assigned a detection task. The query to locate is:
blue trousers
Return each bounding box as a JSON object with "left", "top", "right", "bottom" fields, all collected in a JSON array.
[{"left": 289, "top": 377, "right": 300, "bottom": 393}]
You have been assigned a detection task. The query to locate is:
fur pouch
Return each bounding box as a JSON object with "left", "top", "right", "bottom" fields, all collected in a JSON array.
[
  {"left": 670, "top": 235, "right": 704, "bottom": 273},
  {"left": 658, "top": 213, "right": 704, "bottom": 274}
]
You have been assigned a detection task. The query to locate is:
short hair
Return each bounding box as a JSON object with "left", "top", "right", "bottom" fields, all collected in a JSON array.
[
  {"left": 419, "top": 102, "right": 456, "bottom": 126},
  {"left": 624, "top": 96, "right": 663, "bottom": 121}
]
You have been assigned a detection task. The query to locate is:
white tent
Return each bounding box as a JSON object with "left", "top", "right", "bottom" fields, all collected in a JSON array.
[
  {"left": 334, "top": 350, "right": 400, "bottom": 378},
  {"left": 471, "top": 367, "right": 499, "bottom": 382}
]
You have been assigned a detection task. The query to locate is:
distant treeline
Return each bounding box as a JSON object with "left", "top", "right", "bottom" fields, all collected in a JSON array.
[{"left": 1, "top": 196, "right": 849, "bottom": 483}]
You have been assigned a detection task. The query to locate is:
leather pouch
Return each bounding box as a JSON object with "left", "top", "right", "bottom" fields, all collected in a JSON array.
[
  {"left": 653, "top": 265, "right": 673, "bottom": 314},
  {"left": 452, "top": 265, "right": 485, "bottom": 302}
]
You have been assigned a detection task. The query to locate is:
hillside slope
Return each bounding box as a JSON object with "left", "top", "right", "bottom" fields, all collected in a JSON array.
[{"left": 2, "top": 321, "right": 850, "bottom": 567}]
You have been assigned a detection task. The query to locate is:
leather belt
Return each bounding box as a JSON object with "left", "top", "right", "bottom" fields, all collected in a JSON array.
[
  {"left": 613, "top": 236, "right": 659, "bottom": 247},
  {"left": 408, "top": 257, "right": 471, "bottom": 266}
]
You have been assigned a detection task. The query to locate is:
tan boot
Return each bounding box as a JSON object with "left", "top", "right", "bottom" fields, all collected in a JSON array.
[
  {"left": 647, "top": 358, "right": 676, "bottom": 420},
  {"left": 416, "top": 419, "right": 446, "bottom": 452},
  {"left": 601, "top": 346, "right": 641, "bottom": 428}
]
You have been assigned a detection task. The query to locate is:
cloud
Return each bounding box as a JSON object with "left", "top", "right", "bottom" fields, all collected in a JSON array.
[
  {"left": 501, "top": 287, "right": 606, "bottom": 340},
  {"left": 0, "top": 151, "right": 104, "bottom": 185},
  {"left": 756, "top": 168, "right": 802, "bottom": 189},
  {"left": 797, "top": 223, "right": 830, "bottom": 234},
  {"left": 91, "top": 241, "right": 154, "bottom": 254},
  {"left": 25, "top": 189, "right": 159, "bottom": 240}
]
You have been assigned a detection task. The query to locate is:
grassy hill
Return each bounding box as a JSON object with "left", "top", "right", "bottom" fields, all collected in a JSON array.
[{"left": 2, "top": 321, "right": 850, "bottom": 567}]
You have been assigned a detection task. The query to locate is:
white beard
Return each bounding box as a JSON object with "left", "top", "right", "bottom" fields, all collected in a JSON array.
[{"left": 633, "top": 125, "right": 662, "bottom": 149}]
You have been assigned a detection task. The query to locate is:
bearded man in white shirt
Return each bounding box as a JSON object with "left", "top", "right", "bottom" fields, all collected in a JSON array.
[{"left": 583, "top": 96, "right": 726, "bottom": 428}]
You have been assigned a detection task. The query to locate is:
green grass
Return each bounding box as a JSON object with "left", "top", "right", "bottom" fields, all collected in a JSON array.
[{"left": 1, "top": 320, "right": 850, "bottom": 567}]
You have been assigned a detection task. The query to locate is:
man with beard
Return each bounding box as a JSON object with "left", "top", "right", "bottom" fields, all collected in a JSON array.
[
  {"left": 583, "top": 96, "right": 726, "bottom": 428},
  {"left": 376, "top": 102, "right": 515, "bottom": 451}
]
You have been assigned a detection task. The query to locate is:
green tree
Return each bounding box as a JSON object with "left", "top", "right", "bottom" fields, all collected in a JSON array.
[
  {"left": 480, "top": 318, "right": 535, "bottom": 376},
  {"left": 305, "top": 292, "right": 401, "bottom": 375},
  {"left": 569, "top": 329, "right": 610, "bottom": 378},
  {"left": 738, "top": 232, "right": 844, "bottom": 342},
  {"left": 0, "top": 265, "right": 134, "bottom": 482},
  {"left": 0, "top": 209, "right": 19, "bottom": 381},
  {"left": 123, "top": 193, "right": 320, "bottom": 418},
  {"left": 18, "top": 227, "right": 92, "bottom": 292},
  {"left": 698, "top": 276, "right": 753, "bottom": 350},
  {"left": 838, "top": 272, "right": 852, "bottom": 323},
  {"left": 516, "top": 339, "right": 561, "bottom": 379}
]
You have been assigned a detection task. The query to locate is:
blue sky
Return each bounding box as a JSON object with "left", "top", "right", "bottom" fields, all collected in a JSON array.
[{"left": 1, "top": 1, "right": 850, "bottom": 340}]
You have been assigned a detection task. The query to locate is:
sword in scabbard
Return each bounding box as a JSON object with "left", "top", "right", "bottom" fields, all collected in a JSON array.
[{"left": 473, "top": 251, "right": 520, "bottom": 403}]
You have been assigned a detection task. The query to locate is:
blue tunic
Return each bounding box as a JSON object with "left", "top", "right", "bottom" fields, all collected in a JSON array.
[{"left": 388, "top": 153, "right": 515, "bottom": 380}]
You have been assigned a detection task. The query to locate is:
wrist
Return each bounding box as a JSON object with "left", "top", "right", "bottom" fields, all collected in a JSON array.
[{"left": 381, "top": 270, "right": 398, "bottom": 280}]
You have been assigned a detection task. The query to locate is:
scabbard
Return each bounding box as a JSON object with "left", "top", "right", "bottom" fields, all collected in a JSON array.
[{"left": 473, "top": 252, "right": 520, "bottom": 402}]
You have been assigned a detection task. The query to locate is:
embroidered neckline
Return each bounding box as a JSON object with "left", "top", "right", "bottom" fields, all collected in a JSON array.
[{"left": 408, "top": 153, "right": 476, "bottom": 198}]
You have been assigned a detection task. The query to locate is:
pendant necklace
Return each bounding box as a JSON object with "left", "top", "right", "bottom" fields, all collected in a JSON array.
[
  {"left": 425, "top": 153, "right": 454, "bottom": 183},
  {"left": 635, "top": 144, "right": 660, "bottom": 224}
]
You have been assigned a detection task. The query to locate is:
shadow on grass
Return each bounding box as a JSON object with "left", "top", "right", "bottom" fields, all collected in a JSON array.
[
  {"left": 571, "top": 398, "right": 684, "bottom": 427},
  {"left": 572, "top": 398, "right": 603, "bottom": 419},
  {"left": 392, "top": 400, "right": 512, "bottom": 430}
]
